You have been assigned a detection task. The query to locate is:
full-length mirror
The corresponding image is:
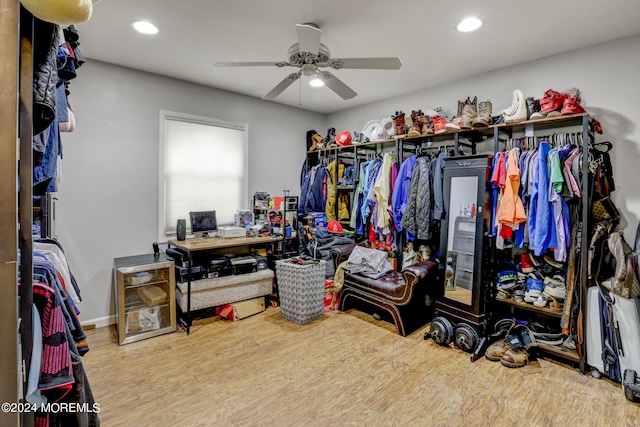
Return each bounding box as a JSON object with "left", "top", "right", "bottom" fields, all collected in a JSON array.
[{"left": 444, "top": 175, "right": 478, "bottom": 306}]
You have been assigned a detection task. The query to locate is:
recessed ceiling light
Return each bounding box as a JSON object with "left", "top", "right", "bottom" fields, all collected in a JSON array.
[
  {"left": 309, "top": 77, "right": 324, "bottom": 87},
  {"left": 132, "top": 20, "right": 159, "bottom": 35},
  {"left": 457, "top": 17, "right": 482, "bottom": 32}
]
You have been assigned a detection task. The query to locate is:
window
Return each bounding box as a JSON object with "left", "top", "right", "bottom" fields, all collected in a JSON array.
[{"left": 159, "top": 111, "right": 248, "bottom": 240}]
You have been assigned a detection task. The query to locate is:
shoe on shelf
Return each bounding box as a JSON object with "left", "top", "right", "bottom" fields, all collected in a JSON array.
[
  {"left": 533, "top": 295, "right": 548, "bottom": 308},
  {"left": 512, "top": 293, "right": 525, "bottom": 303},
  {"left": 473, "top": 100, "right": 492, "bottom": 127},
  {"left": 432, "top": 116, "right": 446, "bottom": 134},
  {"left": 539, "top": 89, "right": 566, "bottom": 116},
  {"left": 324, "top": 127, "right": 336, "bottom": 147},
  {"left": 562, "top": 335, "right": 577, "bottom": 350},
  {"left": 407, "top": 123, "right": 421, "bottom": 138},
  {"left": 392, "top": 111, "right": 406, "bottom": 137},
  {"left": 526, "top": 96, "right": 545, "bottom": 120},
  {"left": 543, "top": 255, "right": 564, "bottom": 269},
  {"left": 543, "top": 275, "right": 567, "bottom": 300},
  {"left": 520, "top": 253, "right": 534, "bottom": 273},
  {"left": 548, "top": 298, "right": 563, "bottom": 312},
  {"left": 497, "top": 270, "right": 519, "bottom": 292},
  {"left": 416, "top": 114, "right": 434, "bottom": 135},
  {"left": 528, "top": 321, "right": 563, "bottom": 346},
  {"left": 411, "top": 109, "right": 423, "bottom": 124},
  {"left": 445, "top": 116, "right": 461, "bottom": 131},
  {"left": 501, "top": 89, "right": 528, "bottom": 124},
  {"left": 524, "top": 277, "right": 544, "bottom": 303},
  {"left": 459, "top": 96, "right": 477, "bottom": 129},
  {"left": 560, "top": 97, "right": 586, "bottom": 115}
]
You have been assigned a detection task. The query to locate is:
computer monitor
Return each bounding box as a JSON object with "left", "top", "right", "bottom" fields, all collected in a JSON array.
[{"left": 189, "top": 210, "right": 217, "bottom": 237}]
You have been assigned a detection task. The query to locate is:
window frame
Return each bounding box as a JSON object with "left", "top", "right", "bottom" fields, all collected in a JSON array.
[{"left": 158, "top": 110, "right": 248, "bottom": 242}]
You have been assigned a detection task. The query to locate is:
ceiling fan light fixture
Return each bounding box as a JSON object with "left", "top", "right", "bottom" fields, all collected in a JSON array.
[
  {"left": 309, "top": 77, "right": 324, "bottom": 87},
  {"left": 457, "top": 17, "right": 482, "bottom": 32},
  {"left": 132, "top": 20, "right": 159, "bottom": 35}
]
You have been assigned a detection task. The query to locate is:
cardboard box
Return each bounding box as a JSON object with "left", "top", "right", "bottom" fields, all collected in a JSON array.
[{"left": 216, "top": 297, "right": 266, "bottom": 321}]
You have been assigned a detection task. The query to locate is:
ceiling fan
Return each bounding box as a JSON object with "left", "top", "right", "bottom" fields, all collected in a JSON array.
[{"left": 214, "top": 23, "right": 403, "bottom": 101}]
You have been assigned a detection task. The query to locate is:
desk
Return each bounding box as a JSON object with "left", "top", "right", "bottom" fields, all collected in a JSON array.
[{"left": 168, "top": 235, "right": 283, "bottom": 334}]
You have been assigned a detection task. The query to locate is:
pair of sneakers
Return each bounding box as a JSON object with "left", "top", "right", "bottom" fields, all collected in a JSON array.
[{"left": 539, "top": 88, "right": 586, "bottom": 117}]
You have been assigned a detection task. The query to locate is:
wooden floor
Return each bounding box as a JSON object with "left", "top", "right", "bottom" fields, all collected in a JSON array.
[{"left": 83, "top": 308, "right": 640, "bottom": 427}]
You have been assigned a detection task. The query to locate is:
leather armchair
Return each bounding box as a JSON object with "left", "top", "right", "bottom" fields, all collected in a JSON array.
[{"left": 331, "top": 244, "right": 438, "bottom": 336}]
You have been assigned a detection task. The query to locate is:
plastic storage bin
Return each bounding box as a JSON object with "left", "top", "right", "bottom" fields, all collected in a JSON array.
[{"left": 275, "top": 259, "right": 325, "bottom": 324}]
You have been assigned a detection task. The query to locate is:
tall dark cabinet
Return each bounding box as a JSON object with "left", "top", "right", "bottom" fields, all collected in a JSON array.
[{"left": 430, "top": 154, "right": 494, "bottom": 359}]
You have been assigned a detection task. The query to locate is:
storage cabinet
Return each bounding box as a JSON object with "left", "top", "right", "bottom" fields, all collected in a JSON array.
[{"left": 114, "top": 254, "right": 176, "bottom": 345}]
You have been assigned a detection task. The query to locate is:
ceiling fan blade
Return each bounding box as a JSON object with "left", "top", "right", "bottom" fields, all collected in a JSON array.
[
  {"left": 320, "top": 71, "right": 357, "bottom": 100},
  {"left": 295, "top": 23, "right": 322, "bottom": 54},
  {"left": 262, "top": 72, "right": 301, "bottom": 100},
  {"left": 328, "top": 57, "right": 403, "bottom": 70},
  {"left": 215, "top": 61, "right": 287, "bottom": 67}
]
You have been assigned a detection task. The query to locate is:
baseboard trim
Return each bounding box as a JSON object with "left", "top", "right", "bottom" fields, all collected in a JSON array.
[{"left": 81, "top": 314, "right": 116, "bottom": 329}]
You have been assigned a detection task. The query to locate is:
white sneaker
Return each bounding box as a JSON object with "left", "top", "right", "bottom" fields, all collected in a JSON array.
[
  {"left": 543, "top": 276, "right": 567, "bottom": 300},
  {"left": 524, "top": 290, "right": 542, "bottom": 303},
  {"left": 502, "top": 89, "right": 528, "bottom": 124},
  {"left": 533, "top": 295, "right": 548, "bottom": 308}
]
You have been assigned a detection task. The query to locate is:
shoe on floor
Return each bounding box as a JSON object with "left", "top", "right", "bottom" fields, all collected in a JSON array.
[
  {"left": 501, "top": 324, "right": 536, "bottom": 368},
  {"left": 486, "top": 339, "right": 511, "bottom": 361},
  {"left": 501, "top": 347, "right": 530, "bottom": 368}
]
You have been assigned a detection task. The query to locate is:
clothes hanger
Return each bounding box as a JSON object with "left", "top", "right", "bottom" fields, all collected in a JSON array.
[{"left": 592, "top": 141, "right": 613, "bottom": 152}]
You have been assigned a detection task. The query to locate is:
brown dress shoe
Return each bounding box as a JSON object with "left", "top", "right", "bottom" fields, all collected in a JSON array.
[{"left": 485, "top": 339, "right": 510, "bottom": 361}]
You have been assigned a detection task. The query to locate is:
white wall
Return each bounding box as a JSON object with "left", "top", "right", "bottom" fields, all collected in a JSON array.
[
  {"left": 57, "top": 60, "right": 325, "bottom": 325},
  {"left": 329, "top": 34, "right": 640, "bottom": 240}
]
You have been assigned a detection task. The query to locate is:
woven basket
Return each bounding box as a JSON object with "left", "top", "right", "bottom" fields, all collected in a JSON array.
[{"left": 275, "top": 260, "right": 326, "bottom": 325}]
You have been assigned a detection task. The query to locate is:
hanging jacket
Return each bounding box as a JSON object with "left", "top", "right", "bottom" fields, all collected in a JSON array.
[
  {"left": 33, "top": 18, "right": 60, "bottom": 136},
  {"left": 530, "top": 142, "right": 556, "bottom": 256},
  {"left": 392, "top": 155, "right": 416, "bottom": 233},
  {"left": 497, "top": 147, "right": 526, "bottom": 226},
  {"left": 350, "top": 161, "right": 368, "bottom": 231},
  {"left": 432, "top": 152, "right": 450, "bottom": 220},
  {"left": 325, "top": 160, "right": 348, "bottom": 222},
  {"left": 310, "top": 166, "right": 327, "bottom": 213},
  {"left": 373, "top": 153, "right": 396, "bottom": 231},
  {"left": 401, "top": 156, "right": 432, "bottom": 240}
]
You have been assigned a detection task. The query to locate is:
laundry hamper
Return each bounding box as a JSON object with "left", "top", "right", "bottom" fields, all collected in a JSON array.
[{"left": 275, "top": 259, "right": 325, "bottom": 324}]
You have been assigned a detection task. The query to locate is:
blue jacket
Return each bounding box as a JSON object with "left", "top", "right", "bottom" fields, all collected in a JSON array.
[
  {"left": 392, "top": 155, "right": 416, "bottom": 232},
  {"left": 530, "top": 142, "right": 556, "bottom": 256}
]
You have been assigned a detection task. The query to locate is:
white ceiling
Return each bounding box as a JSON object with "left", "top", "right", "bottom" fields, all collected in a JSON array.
[{"left": 76, "top": 0, "right": 640, "bottom": 114}]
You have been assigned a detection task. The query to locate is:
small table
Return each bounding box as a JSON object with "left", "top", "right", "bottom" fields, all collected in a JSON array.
[{"left": 167, "top": 235, "right": 284, "bottom": 334}]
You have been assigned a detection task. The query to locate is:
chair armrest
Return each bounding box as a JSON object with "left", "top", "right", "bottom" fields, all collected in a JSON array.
[
  {"left": 330, "top": 243, "right": 358, "bottom": 269},
  {"left": 402, "top": 260, "right": 437, "bottom": 287}
]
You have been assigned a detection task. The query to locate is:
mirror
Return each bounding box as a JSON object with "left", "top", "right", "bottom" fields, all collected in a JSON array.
[{"left": 444, "top": 176, "right": 478, "bottom": 306}]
